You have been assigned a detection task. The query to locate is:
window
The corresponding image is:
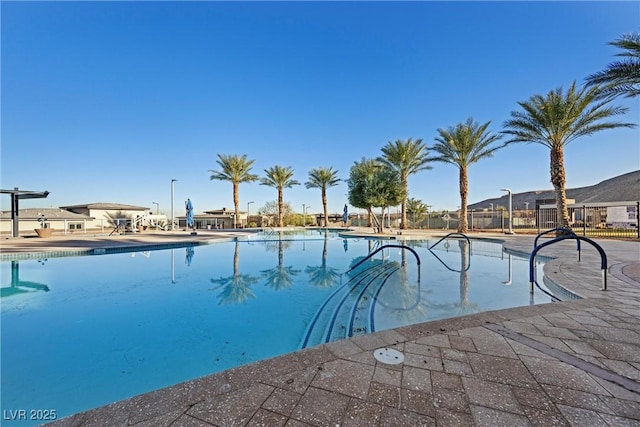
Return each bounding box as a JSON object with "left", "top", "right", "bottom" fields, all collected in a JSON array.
[{"left": 69, "top": 223, "right": 83, "bottom": 230}]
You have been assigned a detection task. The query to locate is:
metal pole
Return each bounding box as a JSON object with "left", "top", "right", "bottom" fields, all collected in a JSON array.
[
  {"left": 302, "top": 204, "right": 305, "bottom": 227},
  {"left": 247, "top": 201, "right": 254, "bottom": 228},
  {"left": 171, "top": 179, "right": 177, "bottom": 231},
  {"left": 500, "top": 188, "right": 512, "bottom": 234}
]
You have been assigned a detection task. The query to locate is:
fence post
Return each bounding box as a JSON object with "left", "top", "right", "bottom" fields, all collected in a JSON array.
[
  {"left": 637, "top": 202, "right": 640, "bottom": 239},
  {"left": 582, "top": 205, "right": 587, "bottom": 236}
]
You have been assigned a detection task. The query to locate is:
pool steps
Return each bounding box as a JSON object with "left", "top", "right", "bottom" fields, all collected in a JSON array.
[{"left": 300, "top": 261, "right": 401, "bottom": 348}]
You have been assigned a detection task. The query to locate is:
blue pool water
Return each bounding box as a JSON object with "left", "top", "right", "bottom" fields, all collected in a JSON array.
[{"left": 1, "top": 230, "right": 552, "bottom": 424}]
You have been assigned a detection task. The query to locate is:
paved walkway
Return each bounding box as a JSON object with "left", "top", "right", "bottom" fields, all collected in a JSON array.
[{"left": 2, "top": 229, "right": 640, "bottom": 426}]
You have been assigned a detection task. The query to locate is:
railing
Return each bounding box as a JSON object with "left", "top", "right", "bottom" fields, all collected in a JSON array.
[
  {"left": 530, "top": 235, "right": 608, "bottom": 300},
  {"left": 534, "top": 227, "right": 581, "bottom": 261},
  {"left": 346, "top": 244, "right": 421, "bottom": 282}
]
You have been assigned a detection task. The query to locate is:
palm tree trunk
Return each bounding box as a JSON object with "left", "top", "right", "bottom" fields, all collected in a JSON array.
[
  {"left": 322, "top": 188, "right": 328, "bottom": 227},
  {"left": 400, "top": 175, "right": 408, "bottom": 229},
  {"left": 233, "top": 182, "right": 240, "bottom": 228},
  {"left": 459, "top": 167, "right": 468, "bottom": 233},
  {"left": 550, "top": 146, "right": 571, "bottom": 228},
  {"left": 278, "top": 188, "right": 284, "bottom": 228}
]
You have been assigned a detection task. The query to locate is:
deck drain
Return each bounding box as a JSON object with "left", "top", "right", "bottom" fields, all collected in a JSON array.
[{"left": 374, "top": 347, "right": 404, "bottom": 365}]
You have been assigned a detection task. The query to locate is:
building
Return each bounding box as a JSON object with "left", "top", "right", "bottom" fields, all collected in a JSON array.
[{"left": 1, "top": 203, "right": 168, "bottom": 237}]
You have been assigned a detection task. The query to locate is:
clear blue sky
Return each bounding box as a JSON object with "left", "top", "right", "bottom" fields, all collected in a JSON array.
[{"left": 2, "top": 1, "right": 638, "bottom": 216}]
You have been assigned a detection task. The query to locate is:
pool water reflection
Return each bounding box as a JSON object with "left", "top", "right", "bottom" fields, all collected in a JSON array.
[{"left": 0, "top": 231, "right": 550, "bottom": 423}]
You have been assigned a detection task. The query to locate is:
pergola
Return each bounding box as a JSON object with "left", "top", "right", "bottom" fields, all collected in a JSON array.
[{"left": 1, "top": 187, "right": 50, "bottom": 238}]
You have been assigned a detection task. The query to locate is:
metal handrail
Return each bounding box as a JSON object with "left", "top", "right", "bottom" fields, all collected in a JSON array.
[
  {"left": 530, "top": 235, "right": 608, "bottom": 298},
  {"left": 345, "top": 244, "right": 421, "bottom": 282},
  {"left": 534, "top": 227, "right": 581, "bottom": 261},
  {"left": 428, "top": 233, "right": 470, "bottom": 250}
]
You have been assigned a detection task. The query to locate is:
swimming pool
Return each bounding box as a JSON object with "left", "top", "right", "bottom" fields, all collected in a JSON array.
[{"left": 1, "top": 230, "right": 553, "bottom": 424}]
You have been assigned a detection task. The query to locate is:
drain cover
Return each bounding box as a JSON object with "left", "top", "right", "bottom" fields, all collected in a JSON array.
[{"left": 373, "top": 347, "right": 404, "bottom": 365}]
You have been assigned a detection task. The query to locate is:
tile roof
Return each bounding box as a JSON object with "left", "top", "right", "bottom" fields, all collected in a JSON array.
[
  {"left": 60, "top": 203, "right": 148, "bottom": 211},
  {"left": 0, "top": 208, "right": 93, "bottom": 220}
]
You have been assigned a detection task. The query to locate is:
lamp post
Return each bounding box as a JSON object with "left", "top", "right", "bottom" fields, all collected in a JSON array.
[
  {"left": 426, "top": 205, "right": 431, "bottom": 229},
  {"left": 302, "top": 204, "right": 306, "bottom": 227},
  {"left": 171, "top": 179, "right": 177, "bottom": 231},
  {"left": 500, "top": 188, "right": 513, "bottom": 234},
  {"left": 247, "top": 201, "right": 254, "bottom": 228},
  {"left": 152, "top": 202, "right": 159, "bottom": 215}
]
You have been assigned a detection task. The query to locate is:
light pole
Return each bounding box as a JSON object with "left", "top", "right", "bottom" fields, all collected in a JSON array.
[
  {"left": 302, "top": 204, "right": 306, "bottom": 227},
  {"left": 489, "top": 203, "right": 494, "bottom": 229},
  {"left": 247, "top": 201, "right": 254, "bottom": 228},
  {"left": 171, "top": 179, "right": 177, "bottom": 231},
  {"left": 152, "top": 202, "right": 159, "bottom": 215},
  {"left": 426, "top": 205, "right": 432, "bottom": 229},
  {"left": 500, "top": 188, "right": 513, "bottom": 234}
]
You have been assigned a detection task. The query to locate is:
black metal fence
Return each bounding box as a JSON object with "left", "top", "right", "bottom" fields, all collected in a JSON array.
[{"left": 349, "top": 202, "right": 639, "bottom": 239}]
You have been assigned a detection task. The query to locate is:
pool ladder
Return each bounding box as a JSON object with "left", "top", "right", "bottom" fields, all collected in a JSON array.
[{"left": 530, "top": 228, "right": 608, "bottom": 301}]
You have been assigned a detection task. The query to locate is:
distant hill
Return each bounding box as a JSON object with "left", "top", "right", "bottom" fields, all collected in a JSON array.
[{"left": 469, "top": 170, "right": 640, "bottom": 211}]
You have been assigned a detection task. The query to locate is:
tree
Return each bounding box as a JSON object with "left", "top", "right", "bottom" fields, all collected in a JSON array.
[
  {"left": 347, "top": 158, "right": 379, "bottom": 228},
  {"left": 260, "top": 165, "right": 300, "bottom": 227},
  {"left": 209, "top": 154, "right": 258, "bottom": 228},
  {"left": 305, "top": 167, "right": 340, "bottom": 227},
  {"left": 432, "top": 118, "right": 503, "bottom": 233},
  {"left": 502, "top": 82, "right": 635, "bottom": 228},
  {"left": 586, "top": 33, "right": 640, "bottom": 99},
  {"left": 377, "top": 138, "right": 432, "bottom": 229},
  {"left": 406, "top": 197, "right": 427, "bottom": 228},
  {"left": 260, "top": 200, "right": 294, "bottom": 227},
  {"left": 347, "top": 158, "right": 404, "bottom": 233}
]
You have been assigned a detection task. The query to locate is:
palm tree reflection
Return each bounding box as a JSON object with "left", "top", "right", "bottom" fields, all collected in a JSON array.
[
  {"left": 261, "top": 236, "right": 300, "bottom": 291},
  {"left": 305, "top": 231, "right": 341, "bottom": 288},
  {"left": 210, "top": 241, "right": 260, "bottom": 305}
]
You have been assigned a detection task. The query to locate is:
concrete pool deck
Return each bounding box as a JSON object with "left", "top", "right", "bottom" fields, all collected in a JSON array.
[{"left": 2, "top": 228, "right": 639, "bottom": 426}]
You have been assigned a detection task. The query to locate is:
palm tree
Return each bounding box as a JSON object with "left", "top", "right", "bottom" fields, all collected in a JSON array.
[
  {"left": 377, "top": 138, "right": 432, "bottom": 229},
  {"left": 502, "top": 82, "right": 635, "bottom": 228},
  {"left": 209, "top": 154, "right": 258, "bottom": 228},
  {"left": 586, "top": 33, "right": 640, "bottom": 99},
  {"left": 305, "top": 167, "right": 340, "bottom": 227},
  {"left": 260, "top": 165, "right": 300, "bottom": 227},
  {"left": 432, "top": 118, "right": 503, "bottom": 233}
]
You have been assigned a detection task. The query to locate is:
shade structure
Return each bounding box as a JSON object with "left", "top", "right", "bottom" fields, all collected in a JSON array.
[
  {"left": 186, "top": 198, "right": 194, "bottom": 228},
  {"left": 342, "top": 204, "right": 348, "bottom": 224}
]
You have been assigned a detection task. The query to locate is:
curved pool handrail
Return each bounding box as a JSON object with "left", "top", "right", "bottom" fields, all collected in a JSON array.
[
  {"left": 534, "top": 227, "right": 581, "bottom": 261},
  {"left": 345, "top": 244, "right": 421, "bottom": 275},
  {"left": 429, "top": 233, "right": 470, "bottom": 250},
  {"left": 529, "top": 235, "right": 608, "bottom": 296}
]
